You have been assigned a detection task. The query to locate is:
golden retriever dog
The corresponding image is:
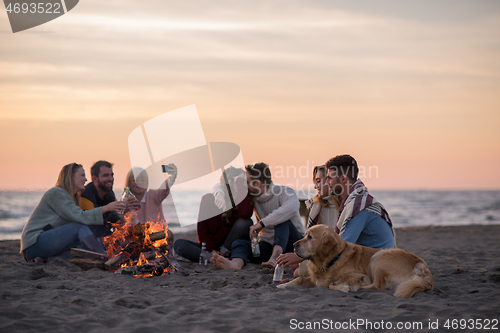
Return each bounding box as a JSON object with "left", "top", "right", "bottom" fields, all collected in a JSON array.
[{"left": 277, "top": 225, "right": 433, "bottom": 298}]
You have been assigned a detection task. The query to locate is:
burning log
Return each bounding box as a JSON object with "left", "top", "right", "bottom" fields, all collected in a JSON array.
[
  {"left": 96, "top": 216, "right": 191, "bottom": 277},
  {"left": 103, "top": 222, "right": 169, "bottom": 272},
  {"left": 148, "top": 231, "right": 166, "bottom": 242},
  {"left": 105, "top": 253, "right": 128, "bottom": 270},
  {"left": 120, "top": 264, "right": 165, "bottom": 276}
]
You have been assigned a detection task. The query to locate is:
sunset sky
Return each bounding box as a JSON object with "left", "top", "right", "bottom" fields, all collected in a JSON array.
[{"left": 1, "top": 0, "right": 499, "bottom": 191}]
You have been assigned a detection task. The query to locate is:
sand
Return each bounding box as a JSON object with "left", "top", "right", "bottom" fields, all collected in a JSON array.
[{"left": 1, "top": 225, "right": 500, "bottom": 333}]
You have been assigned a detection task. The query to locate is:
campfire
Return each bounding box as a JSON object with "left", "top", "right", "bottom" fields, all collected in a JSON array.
[{"left": 69, "top": 212, "right": 183, "bottom": 277}]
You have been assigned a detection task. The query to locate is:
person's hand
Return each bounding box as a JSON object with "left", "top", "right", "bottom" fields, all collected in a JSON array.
[
  {"left": 276, "top": 252, "right": 304, "bottom": 267},
  {"left": 166, "top": 164, "right": 178, "bottom": 188},
  {"left": 249, "top": 223, "right": 262, "bottom": 239},
  {"left": 214, "top": 191, "right": 226, "bottom": 210},
  {"left": 126, "top": 196, "right": 140, "bottom": 211},
  {"left": 233, "top": 176, "right": 248, "bottom": 201},
  {"left": 102, "top": 201, "right": 126, "bottom": 214}
]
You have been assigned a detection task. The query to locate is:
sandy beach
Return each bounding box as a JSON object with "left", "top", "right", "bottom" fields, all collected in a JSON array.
[{"left": 1, "top": 225, "right": 499, "bottom": 333}]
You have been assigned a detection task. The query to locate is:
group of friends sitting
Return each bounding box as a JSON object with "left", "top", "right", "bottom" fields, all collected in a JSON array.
[
  {"left": 20, "top": 154, "right": 396, "bottom": 278},
  {"left": 20, "top": 160, "right": 177, "bottom": 261},
  {"left": 174, "top": 154, "right": 395, "bottom": 278}
]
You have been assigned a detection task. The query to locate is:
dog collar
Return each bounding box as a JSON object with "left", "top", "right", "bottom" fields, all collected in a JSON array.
[{"left": 322, "top": 250, "right": 344, "bottom": 273}]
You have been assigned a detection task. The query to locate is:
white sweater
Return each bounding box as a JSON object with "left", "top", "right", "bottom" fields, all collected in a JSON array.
[{"left": 252, "top": 183, "right": 306, "bottom": 245}]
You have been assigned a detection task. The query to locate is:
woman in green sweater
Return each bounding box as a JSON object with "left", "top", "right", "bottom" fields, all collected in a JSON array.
[{"left": 20, "top": 163, "right": 125, "bottom": 261}]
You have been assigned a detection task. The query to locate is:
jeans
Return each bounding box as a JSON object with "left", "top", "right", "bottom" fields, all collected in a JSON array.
[
  {"left": 173, "top": 239, "right": 212, "bottom": 263},
  {"left": 173, "top": 218, "right": 253, "bottom": 262},
  {"left": 24, "top": 222, "right": 93, "bottom": 261},
  {"left": 273, "top": 219, "right": 303, "bottom": 253},
  {"left": 231, "top": 220, "right": 303, "bottom": 265},
  {"left": 230, "top": 239, "right": 274, "bottom": 265}
]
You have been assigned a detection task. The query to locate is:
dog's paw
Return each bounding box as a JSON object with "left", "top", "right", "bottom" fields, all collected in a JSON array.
[
  {"left": 329, "top": 283, "right": 350, "bottom": 293},
  {"left": 350, "top": 284, "right": 360, "bottom": 292}
]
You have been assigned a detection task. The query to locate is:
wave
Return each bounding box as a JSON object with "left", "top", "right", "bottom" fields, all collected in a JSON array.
[
  {"left": 0, "top": 224, "right": 25, "bottom": 233},
  {"left": 0, "top": 210, "right": 29, "bottom": 220}
]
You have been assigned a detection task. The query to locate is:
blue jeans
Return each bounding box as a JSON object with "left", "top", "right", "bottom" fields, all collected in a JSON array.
[
  {"left": 24, "top": 223, "right": 94, "bottom": 261},
  {"left": 230, "top": 239, "right": 274, "bottom": 265},
  {"left": 230, "top": 220, "right": 303, "bottom": 265},
  {"left": 174, "top": 218, "right": 253, "bottom": 262},
  {"left": 273, "top": 220, "right": 303, "bottom": 253}
]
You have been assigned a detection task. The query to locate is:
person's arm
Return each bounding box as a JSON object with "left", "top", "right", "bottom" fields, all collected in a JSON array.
[
  {"left": 211, "top": 183, "right": 226, "bottom": 210},
  {"left": 153, "top": 164, "right": 177, "bottom": 204},
  {"left": 47, "top": 188, "right": 103, "bottom": 225},
  {"left": 339, "top": 210, "right": 370, "bottom": 244},
  {"left": 260, "top": 188, "right": 300, "bottom": 228},
  {"left": 153, "top": 185, "right": 171, "bottom": 205}
]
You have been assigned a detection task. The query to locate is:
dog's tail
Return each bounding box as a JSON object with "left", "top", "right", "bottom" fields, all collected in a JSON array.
[{"left": 394, "top": 262, "right": 434, "bottom": 298}]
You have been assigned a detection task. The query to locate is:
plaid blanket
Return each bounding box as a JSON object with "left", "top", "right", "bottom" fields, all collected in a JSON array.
[
  {"left": 335, "top": 179, "right": 396, "bottom": 246},
  {"left": 306, "top": 196, "right": 338, "bottom": 229}
]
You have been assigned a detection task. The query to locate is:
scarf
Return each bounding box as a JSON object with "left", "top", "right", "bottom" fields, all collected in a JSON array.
[
  {"left": 335, "top": 179, "right": 396, "bottom": 246},
  {"left": 306, "top": 196, "right": 337, "bottom": 229},
  {"left": 253, "top": 182, "right": 275, "bottom": 204}
]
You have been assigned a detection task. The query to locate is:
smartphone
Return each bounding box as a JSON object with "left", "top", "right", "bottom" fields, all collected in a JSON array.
[{"left": 162, "top": 164, "right": 174, "bottom": 173}]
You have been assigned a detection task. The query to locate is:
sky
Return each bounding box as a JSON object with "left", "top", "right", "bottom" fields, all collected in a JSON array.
[{"left": 0, "top": 0, "right": 499, "bottom": 191}]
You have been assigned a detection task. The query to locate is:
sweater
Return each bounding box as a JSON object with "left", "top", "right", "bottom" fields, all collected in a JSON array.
[
  {"left": 20, "top": 187, "right": 103, "bottom": 252},
  {"left": 80, "top": 182, "right": 116, "bottom": 210},
  {"left": 197, "top": 195, "right": 254, "bottom": 252},
  {"left": 252, "top": 183, "right": 306, "bottom": 245},
  {"left": 341, "top": 210, "right": 395, "bottom": 249},
  {"left": 80, "top": 182, "right": 120, "bottom": 235},
  {"left": 305, "top": 196, "right": 339, "bottom": 230}
]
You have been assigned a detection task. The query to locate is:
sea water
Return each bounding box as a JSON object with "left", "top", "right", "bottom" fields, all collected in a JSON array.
[{"left": 1, "top": 190, "right": 499, "bottom": 241}]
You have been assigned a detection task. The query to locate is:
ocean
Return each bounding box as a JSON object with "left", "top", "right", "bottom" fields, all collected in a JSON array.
[{"left": 1, "top": 190, "right": 499, "bottom": 241}]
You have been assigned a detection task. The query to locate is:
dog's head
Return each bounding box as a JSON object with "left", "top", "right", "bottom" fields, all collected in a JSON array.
[{"left": 294, "top": 225, "right": 344, "bottom": 261}]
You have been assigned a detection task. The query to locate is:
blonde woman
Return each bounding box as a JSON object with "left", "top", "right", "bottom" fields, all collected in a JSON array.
[
  {"left": 276, "top": 165, "right": 340, "bottom": 276},
  {"left": 123, "top": 166, "right": 177, "bottom": 243},
  {"left": 305, "top": 165, "right": 341, "bottom": 229},
  {"left": 21, "top": 163, "right": 124, "bottom": 261}
]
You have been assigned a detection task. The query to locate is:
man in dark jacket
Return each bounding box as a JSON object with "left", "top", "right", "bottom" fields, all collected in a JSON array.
[{"left": 80, "top": 160, "right": 121, "bottom": 237}]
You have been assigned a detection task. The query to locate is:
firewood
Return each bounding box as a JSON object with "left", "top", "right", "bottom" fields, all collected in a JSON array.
[
  {"left": 105, "top": 253, "right": 128, "bottom": 269},
  {"left": 149, "top": 231, "right": 166, "bottom": 242},
  {"left": 70, "top": 248, "right": 107, "bottom": 261},
  {"left": 120, "top": 264, "right": 164, "bottom": 276},
  {"left": 66, "top": 258, "right": 105, "bottom": 270}
]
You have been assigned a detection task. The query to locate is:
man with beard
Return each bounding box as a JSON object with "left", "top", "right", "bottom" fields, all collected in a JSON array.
[
  {"left": 278, "top": 156, "right": 395, "bottom": 279},
  {"left": 80, "top": 160, "right": 121, "bottom": 238},
  {"left": 212, "top": 162, "right": 306, "bottom": 270},
  {"left": 324, "top": 154, "right": 395, "bottom": 249}
]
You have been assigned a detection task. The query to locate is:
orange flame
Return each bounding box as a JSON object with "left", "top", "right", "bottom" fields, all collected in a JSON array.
[{"left": 103, "top": 211, "right": 170, "bottom": 277}]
